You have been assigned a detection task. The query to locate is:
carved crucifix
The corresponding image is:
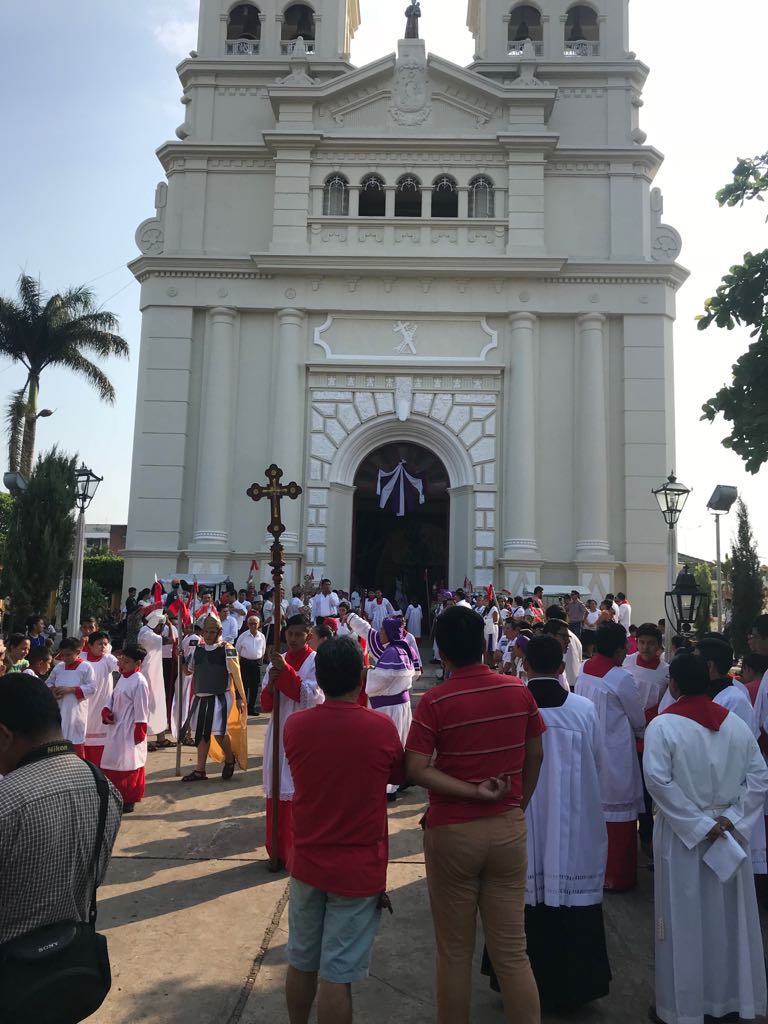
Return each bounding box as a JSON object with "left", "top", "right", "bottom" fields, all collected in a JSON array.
[{"left": 247, "top": 464, "right": 302, "bottom": 872}]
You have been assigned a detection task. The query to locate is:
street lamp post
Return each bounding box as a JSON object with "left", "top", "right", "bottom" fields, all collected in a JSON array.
[
  {"left": 664, "top": 565, "right": 707, "bottom": 637},
  {"left": 706, "top": 485, "right": 738, "bottom": 633},
  {"left": 652, "top": 472, "right": 692, "bottom": 651},
  {"left": 67, "top": 464, "right": 103, "bottom": 639}
]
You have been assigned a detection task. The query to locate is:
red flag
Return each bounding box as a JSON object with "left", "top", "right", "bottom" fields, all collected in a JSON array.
[
  {"left": 186, "top": 580, "right": 198, "bottom": 613},
  {"left": 168, "top": 596, "right": 191, "bottom": 627},
  {"left": 152, "top": 576, "right": 163, "bottom": 604},
  {"left": 250, "top": 559, "right": 260, "bottom": 572},
  {"left": 486, "top": 584, "right": 496, "bottom": 604}
]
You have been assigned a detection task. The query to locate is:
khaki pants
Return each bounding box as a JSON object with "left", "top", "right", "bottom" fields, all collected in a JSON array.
[{"left": 424, "top": 809, "right": 540, "bottom": 1024}]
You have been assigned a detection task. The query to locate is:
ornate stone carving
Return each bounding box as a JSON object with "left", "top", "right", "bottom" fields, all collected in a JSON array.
[
  {"left": 393, "top": 321, "right": 419, "bottom": 355},
  {"left": 394, "top": 377, "right": 413, "bottom": 421},
  {"left": 650, "top": 188, "right": 683, "bottom": 263},
  {"left": 390, "top": 41, "right": 432, "bottom": 127},
  {"left": 135, "top": 219, "right": 164, "bottom": 255}
]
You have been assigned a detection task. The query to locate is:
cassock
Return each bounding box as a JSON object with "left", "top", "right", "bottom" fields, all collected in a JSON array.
[
  {"left": 83, "top": 651, "right": 119, "bottom": 765},
  {"left": 405, "top": 603, "right": 423, "bottom": 640},
  {"left": 366, "top": 597, "right": 394, "bottom": 630},
  {"left": 644, "top": 699, "right": 768, "bottom": 1024},
  {"left": 348, "top": 613, "right": 419, "bottom": 793},
  {"left": 137, "top": 625, "right": 168, "bottom": 736},
  {"left": 101, "top": 669, "right": 150, "bottom": 804},
  {"left": 575, "top": 654, "right": 645, "bottom": 890},
  {"left": 261, "top": 647, "right": 323, "bottom": 863},
  {"left": 564, "top": 629, "right": 583, "bottom": 689},
  {"left": 46, "top": 659, "right": 97, "bottom": 756},
  {"left": 482, "top": 681, "right": 611, "bottom": 1009}
]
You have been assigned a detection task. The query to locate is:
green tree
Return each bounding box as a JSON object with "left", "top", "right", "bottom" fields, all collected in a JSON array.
[
  {"left": 0, "top": 491, "right": 15, "bottom": 560},
  {"left": 0, "top": 274, "right": 129, "bottom": 478},
  {"left": 729, "top": 498, "right": 765, "bottom": 656},
  {"left": 697, "top": 152, "right": 768, "bottom": 473},
  {"left": 80, "top": 578, "right": 109, "bottom": 622},
  {"left": 692, "top": 562, "right": 714, "bottom": 635},
  {"left": 2, "top": 447, "right": 77, "bottom": 625}
]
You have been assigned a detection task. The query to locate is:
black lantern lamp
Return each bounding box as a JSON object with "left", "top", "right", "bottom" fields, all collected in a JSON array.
[
  {"left": 74, "top": 463, "right": 102, "bottom": 514},
  {"left": 652, "top": 472, "right": 691, "bottom": 529},
  {"left": 665, "top": 565, "right": 706, "bottom": 635}
]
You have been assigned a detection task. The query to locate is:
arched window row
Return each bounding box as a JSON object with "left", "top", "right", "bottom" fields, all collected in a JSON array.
[
  {"left": 320, "top": 174, "right": 497, "bottom": 219},
  {"left": 506, "top": 3, "right": 600, "bottom": 57},
  {"left": 225, "top": 3, "right": 317, "bottom": 56}
]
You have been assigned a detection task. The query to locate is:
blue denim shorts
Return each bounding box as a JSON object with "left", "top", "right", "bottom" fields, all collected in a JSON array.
[{"left": 287, "top": 878, "right": 382, "bottom": 984}]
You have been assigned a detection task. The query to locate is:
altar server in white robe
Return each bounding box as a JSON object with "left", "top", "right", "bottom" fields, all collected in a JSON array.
[
  {"left": 576, "top": 622, "right": 645, "bottom": 891},
  {"left": 83, "top": 631, "right": 119, "bottom": 766},
  {"left": 366, "top": 591, "right": 395, "bottom": 631},
  {"left": 405, "top": 601, "right": 423, "bottom": 642},
  {"left": 137, "top": 610, "right": 171, "bottom": 744},
  {"left": 481, "top": 634, "right": 611, "bottom": 1011},
  {"left": 644, "top": 653, "right": 768, "bottom": 1024},
  {"left": 46, "top": 637, "right": 97, "bottom": 757}
]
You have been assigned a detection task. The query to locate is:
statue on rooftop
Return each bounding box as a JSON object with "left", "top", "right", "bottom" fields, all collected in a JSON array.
[{"left": 405, "top": 2, "right": 421, "bottom": 40}]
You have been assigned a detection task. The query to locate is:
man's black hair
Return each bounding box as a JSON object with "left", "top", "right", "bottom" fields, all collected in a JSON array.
[
  {"left": 696, "top": 639, "right": 734, "bottom": 678},
  {"left": 315, "top": 636, "right": 364, "bottom": 697},
  {"left": 542, "top": 619, "right": 569, "bottom": 638},
  {"left": 313, "top": 624, "right": 334, "bottom": 642},
  {"left": 128, "top": 587, "right": 137, "bottom": 594},
  {"left": 743, "top": 653, "right": 768, "bottom": 676},
  {"left": 122, "top": 643, "right": 147, "bottom": 663},
  {"left": 671, "top": 635, "right": 693, "bottom": 653},
  {"left": 545, "top": 604, "right": 567, "bottom": 622},
  {"left": 434, "top": 606, "right": 484, "bottom": 667},
  {"left": 669, "top": 653, "right": 709, "bottom": 696},
  {"left": 636, "top": 622, "right": 663, "bottom": 644},
  {"left": 285, "top": 614, "right": 308, "bottom": 631},
  {"left": 88, "top": 631, "right": 110, "bottom": 645},
  {"left": 580, "top": 628, "right": 598, "bottom": 649},
  {"left": 80, "top": 616, "right": 97, "bottom": 626},
  {"left": 25, "top": 615, "right": 44, "bottom": 630},
  {"left": 8, "top": 633, "right": 28, "bottom": 650},
  {"left": 58, "top": 637, "right": 82, "bottom": 654},
  {"left": 526, "top": 635, "right": 564, "bottom": 675},
  {"left": 616, "top": 592, "right": 626, "bottom": 601},
  {"left": 27, "top": 646, "right": 53, "bottom": 667},
  {"left": 595, "top": 623, "right": 628, "bottom": 658},
  {"left": 0, "top": 675, "right": 61, "bottom": 737},
  {"left": 454, "top": 588, "right": 465, "bottom": 600}
]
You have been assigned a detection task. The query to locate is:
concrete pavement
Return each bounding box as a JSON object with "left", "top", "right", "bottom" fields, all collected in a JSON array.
[{"left": 89, "top": 676, "right": 765, "bottom": 1024}]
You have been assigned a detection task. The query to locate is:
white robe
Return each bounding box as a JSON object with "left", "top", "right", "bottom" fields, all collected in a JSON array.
[
  {"left": 525, "top": 691, "right": 607, "bottom": 907},
  {"left": 564, "top": 629, "right": 583, "bottom": 689},
  {"left": 84, "top": 653, "right": 119, "bottom": 748},
  {"left": 263, "top": 651, "right": 323, "bottom": 801},
  {"left": 575, "top": 662, "right": 645, "bottom": 821},
  {"left": 101, "top": 671, "right": 150, "bottom": 773},
  {"left": 366, "top": 598, "right": 394, "bottom": 630},
  {"left": 137, "top": 625, "right": 167, "bottom": 736},
  {"left": 170, "top": 635, "right": 198, "bottom": 740},
  {"left": 405, "top": 604, "right": 423, "bottom": 638},
  {"left": 644, "top": 711, "right": 768, "bottom": 1024},
  {"left": 623, "top": 653, "right": 669, "bottom": 711},
  {"left": 47, "top": 661, "right": 97, "bottom": 745}
]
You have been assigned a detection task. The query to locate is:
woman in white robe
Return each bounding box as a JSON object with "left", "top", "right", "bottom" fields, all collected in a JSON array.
[
  {"left": 644, "top": 653, "right": 768, "bottom": 1024},
  {"left": 137, "top": 612, "right": 170, "bottom": 742}
]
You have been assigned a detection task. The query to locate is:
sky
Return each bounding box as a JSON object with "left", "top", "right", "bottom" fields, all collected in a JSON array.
[{"left": 1, "top": 0, "right": 767, "bottom": 562}]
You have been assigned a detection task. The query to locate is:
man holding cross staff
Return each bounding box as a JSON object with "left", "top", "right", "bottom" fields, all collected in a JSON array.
[{"left": 248, "top": 464, "right": 323, "bottom": 871}]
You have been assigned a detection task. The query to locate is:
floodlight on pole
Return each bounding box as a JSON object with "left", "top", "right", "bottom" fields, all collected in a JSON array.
[{"left": 707, "top": 485, "right": 738, "bottom": 632}]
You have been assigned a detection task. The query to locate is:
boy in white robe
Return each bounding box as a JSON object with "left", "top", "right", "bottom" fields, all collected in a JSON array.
[
  {"left": 101, "top": 642, "right": 150, "bottom": 813},
  {"left": 482, "top": 635, "right": 611, "bottom": 1010},
  {"left": 46, "top": 637, "right": 97, "bottom": 758},
  {"left": 83, "top": 631, "right": 119, "bottom": 767},
  {"left": 137, "top": 610, "right": 172, "bottom": 748},
  {"left": 644, "top": 653, "right": 768, "bottom": 1024},
  {"left": 575, "top": 622, "right": 645, "bottom": 891}
]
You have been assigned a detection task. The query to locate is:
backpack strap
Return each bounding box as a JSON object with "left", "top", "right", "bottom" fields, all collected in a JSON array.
[{"left": 84, "top": 761, "right": 110, "bottom": 929}]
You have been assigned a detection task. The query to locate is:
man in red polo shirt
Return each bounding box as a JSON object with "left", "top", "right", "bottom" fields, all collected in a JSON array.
[
  {"left": 406, "top": 605, "right": 545, "bottom": 1024},
  {"left": 283, "top": 636, "right": 404, "bottom": 1024}
]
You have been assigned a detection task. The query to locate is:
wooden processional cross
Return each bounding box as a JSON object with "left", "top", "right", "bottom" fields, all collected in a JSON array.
[{"left": 247, "top": 464, "right": 303, "bottom": 872}]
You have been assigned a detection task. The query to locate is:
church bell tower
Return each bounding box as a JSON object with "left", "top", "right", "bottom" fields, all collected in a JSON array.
[
  {"left": 195, "top": 0, "right": 361, "bottom": 63},
  {"left": 467, "top": 0, "right": 629, "bottom": 64}
]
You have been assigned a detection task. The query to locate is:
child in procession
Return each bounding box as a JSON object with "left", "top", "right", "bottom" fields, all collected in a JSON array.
[{"left": 101, "top": 643, "right": 150, "bottom": 813}]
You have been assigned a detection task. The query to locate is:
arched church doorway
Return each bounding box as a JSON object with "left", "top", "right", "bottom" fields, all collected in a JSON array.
[{"left": 351, "top": 441, "right": 449, "bottom": 609}]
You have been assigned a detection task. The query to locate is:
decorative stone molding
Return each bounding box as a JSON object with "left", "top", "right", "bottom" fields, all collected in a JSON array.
[
  {"left": 650, "top": 188, "right": 683, "bottom": 263},
  {"left": 312, "top": 315, "right": 498, "bottom": 365},
  {"left": 389, "top": 39, "right": 432, "bottom": 127}
]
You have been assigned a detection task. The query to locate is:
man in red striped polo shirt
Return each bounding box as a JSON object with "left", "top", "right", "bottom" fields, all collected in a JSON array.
[{"left": 406, "top": 606, "right": 545, "bottom": 1024}]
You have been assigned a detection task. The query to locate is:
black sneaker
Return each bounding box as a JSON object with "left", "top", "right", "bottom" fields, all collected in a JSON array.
[{"left": 123, "top": 803, "right": 135, "bottom": 814}]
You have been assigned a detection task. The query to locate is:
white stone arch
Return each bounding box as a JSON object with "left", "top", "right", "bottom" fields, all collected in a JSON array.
[{"left": 330, "top": 414, "right": 474, "bottom": 490}]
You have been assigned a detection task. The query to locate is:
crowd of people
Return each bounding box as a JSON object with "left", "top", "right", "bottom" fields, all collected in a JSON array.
[{"left": 2, "top": 573, "right": 768, "bottom": 1024}]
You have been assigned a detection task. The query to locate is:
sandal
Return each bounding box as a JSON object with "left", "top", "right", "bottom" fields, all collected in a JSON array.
[
  {"left": 221, "top": 760, "right": 236, "bottom": 780},
  {"left": 154, "top": 737, "right": 174, "bottom": 748},
  {"left": 181, "top": 769, "right": 209, "bottom": 782}
]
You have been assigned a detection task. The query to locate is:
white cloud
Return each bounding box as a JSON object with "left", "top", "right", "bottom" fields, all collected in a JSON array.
[{"left": 152, "top": 1, "right": 198, "bottom": 57}]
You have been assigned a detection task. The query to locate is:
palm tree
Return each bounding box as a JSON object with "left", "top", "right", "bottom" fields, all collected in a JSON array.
[{"left": 0, "top": 274, "right": 129, "bottom": 478}]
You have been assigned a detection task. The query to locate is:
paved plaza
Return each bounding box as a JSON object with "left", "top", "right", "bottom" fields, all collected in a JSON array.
[{"left": 89, "top": 670, "right": 766, "bottom": 1024}]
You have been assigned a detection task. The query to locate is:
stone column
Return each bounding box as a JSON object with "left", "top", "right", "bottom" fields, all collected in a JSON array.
[
  {"left": 575, "top": 313, "right": 612, "bottom": 560},
  {"left": 458, "top": 187, "right": 469, "bottom": 219},
  {"left": 503, "top": 313, "right": 540, "bottom": 559},
  {"left": 348, "top": 186, "right": 360, "bottom": 217},
  {"left": 271, "top": 308, "right": 307, "bottom": 550},
  {"left": 385, "top": 187, "right": 396, "bottom": 218},
  {"left": 192, "top": 307, "right": 237, "bottom": 547},
  {"left": 421, "top": 188, "right": 432, "bottom": 218}
]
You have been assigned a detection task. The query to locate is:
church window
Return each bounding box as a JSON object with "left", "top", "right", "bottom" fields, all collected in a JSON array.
[
  {"left": 431, "top": 175, "right": 459, "bottom": 218},
  {"left": 468, "top": 176, "right": 495, "bottom": 218},
  {"left": 227, "top": 4, "right": 262, "bottom": 40},
  {"left": 564, "top": 4, "right": 599, "bottom": 56},
  {"left": 359, "top": 174, "right": 386, "bottom": 217},
  {"left": 395, "top": 175, "right": 422, "bottom": 218},
  {"left": 281, "top": 3, "right": 316, "bottom": 54},
  {"left": 507, "top": 4, "right": 543, "bottom": 56},
  {"left": 323, "top": 175, "right": 350, "bottom": 216}
]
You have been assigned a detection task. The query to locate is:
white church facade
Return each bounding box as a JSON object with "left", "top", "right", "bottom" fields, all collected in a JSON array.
[{"left": 126, "top": 0, "right": 686, "bottom": 617}]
